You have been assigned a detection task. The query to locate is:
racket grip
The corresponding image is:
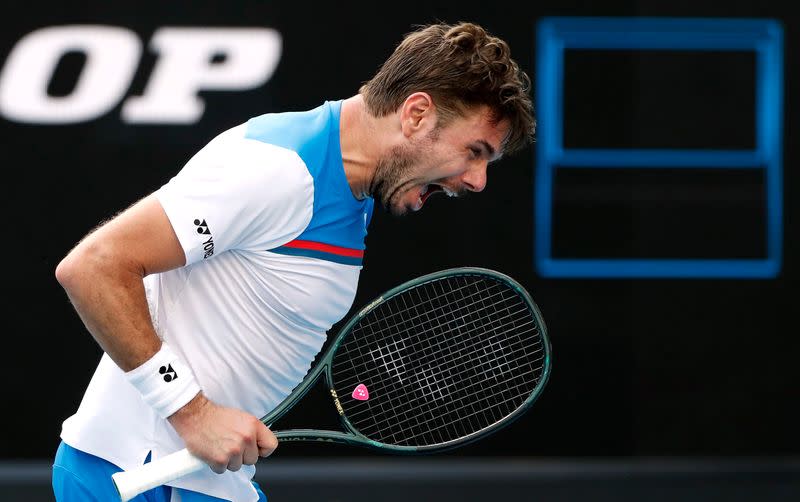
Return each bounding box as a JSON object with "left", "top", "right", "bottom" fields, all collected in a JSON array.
[{"left": 111, "top": 448, "right": 206, "bottom": 501}]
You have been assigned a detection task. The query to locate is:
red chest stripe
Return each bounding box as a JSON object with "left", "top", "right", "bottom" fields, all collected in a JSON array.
[{"left": 282, "top": 239, "right": 364, "bottom": 258}]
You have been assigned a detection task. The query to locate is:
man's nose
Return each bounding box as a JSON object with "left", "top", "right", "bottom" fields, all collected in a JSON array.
[{"left": 462, "top": 161, "right": 488, "bottom": 192}]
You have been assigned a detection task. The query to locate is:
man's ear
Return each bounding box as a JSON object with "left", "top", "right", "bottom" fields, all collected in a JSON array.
[{"left": 399, "top": 92, "right": 436, "bottom": 137}]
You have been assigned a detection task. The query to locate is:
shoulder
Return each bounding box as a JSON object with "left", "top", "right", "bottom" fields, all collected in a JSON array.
[{"left": 188, "top": 123, "right": 312, "bottom": 193}]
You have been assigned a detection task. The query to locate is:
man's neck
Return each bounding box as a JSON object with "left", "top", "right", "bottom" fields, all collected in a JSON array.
[{"left": 339, "top": 95, "right": 390, "bottom": 200}]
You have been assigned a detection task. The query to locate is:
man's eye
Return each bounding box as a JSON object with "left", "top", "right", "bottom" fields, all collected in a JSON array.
[{"left": 469, "top": 148, "right": 481, "bottom": 158}]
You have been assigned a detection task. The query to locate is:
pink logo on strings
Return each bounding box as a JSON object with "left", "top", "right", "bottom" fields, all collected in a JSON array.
[{"left": 352, "top": 384, "right": 369, "bottom": 401}]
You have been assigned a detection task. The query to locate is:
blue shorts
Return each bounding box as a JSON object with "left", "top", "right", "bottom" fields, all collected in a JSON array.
[{"left": 52, "top": 440, "right": 267, "bottom": 502}]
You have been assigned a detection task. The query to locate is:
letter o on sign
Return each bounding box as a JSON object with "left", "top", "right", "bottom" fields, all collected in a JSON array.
[{"left": 0, "top": 25, "right": 142, "bottom": 123}]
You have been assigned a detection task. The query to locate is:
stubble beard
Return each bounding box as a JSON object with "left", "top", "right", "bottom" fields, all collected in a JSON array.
[
  {"left": 370, "top": 129, "right": 439, "bottom": 216},
  {"left": 371, "top": 144, "right": 419, "bottom": 216}
]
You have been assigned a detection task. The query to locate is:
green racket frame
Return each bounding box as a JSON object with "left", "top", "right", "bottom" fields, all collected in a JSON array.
[{"left": 264, "top": 266, "right": 552, "bottom": 453}]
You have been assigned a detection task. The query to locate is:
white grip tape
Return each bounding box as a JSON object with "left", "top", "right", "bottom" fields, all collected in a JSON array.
[
  {"left": 125, "top": 343, "right": 201, "bottom": 418},
  {"left": 112, "top": 448, "right": 205, "bottom": 501}
]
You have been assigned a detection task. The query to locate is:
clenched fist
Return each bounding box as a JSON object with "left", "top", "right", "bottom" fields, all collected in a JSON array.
[{"left": 168, "top": 393, "right": 278, "bottom": 474}]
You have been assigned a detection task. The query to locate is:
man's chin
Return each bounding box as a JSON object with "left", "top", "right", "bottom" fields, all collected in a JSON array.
[
  {"left": 379, "top": 195, "right": 412, "bottom": 217},
  {"left": 387, "top": 204, "right": 410, "bottom": 217}
]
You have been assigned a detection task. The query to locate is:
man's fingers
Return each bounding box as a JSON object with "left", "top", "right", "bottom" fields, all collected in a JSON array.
[
  {"left": 256, "top": 423, "right": 278, "bottom": 458},
  {"left": 185, "top": 441, "right": 226, "bottom": 474},
  {"left": 242, "top": 437, "right": 260, "bottom": 466},
  {"left": 227, "top": 455, "right": 243, "bottom": 472},
  {"left": 209, "top": 459, "right": 227, "bottom": 475},
  {"left": 173, "top": 402, "right": 274, "bottom": 474}
]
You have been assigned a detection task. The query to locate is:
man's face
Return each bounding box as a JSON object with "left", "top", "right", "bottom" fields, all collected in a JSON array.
[{"left": 372, "top": 105, "right": 509, "bottom": 216}]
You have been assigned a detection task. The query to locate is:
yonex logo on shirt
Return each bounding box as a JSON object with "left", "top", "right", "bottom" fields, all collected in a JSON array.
[
  {"left": 194, "top": 219, "right": 215, "bottom": 259},
  {"left": 159, "top": 364, "right": 178, "bottom": 382},
  {"left": 194, "top": 219, "right": 210, "bottom": 234}
]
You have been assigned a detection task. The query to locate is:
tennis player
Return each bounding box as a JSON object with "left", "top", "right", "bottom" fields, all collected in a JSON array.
[{"left": 53, "top": 21, "right": 535, "bottom": 501}]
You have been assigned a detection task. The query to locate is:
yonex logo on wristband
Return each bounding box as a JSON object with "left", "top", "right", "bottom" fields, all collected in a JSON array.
[
  {"left": 126, "top": 344, "right": 201, "bottom": 418},
  {"left": 159, "top": 364, "right": 178, "bottom": 382}
]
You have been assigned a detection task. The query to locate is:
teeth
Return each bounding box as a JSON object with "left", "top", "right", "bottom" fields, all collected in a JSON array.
[{"left": 420, "top": 184, "right": 456, "bottom": 199}]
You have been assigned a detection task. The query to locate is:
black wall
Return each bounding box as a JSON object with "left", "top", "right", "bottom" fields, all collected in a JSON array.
[{"left": 2, "top": 0, "right": 797, "bottom": 461}]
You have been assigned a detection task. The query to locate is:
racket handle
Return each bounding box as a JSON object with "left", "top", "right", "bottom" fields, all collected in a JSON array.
[{"left": 111, "top": 448, "right": 205, "bottom": 501}]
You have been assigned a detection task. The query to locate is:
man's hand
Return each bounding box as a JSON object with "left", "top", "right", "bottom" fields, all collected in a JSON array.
[{"left": 168, "top": 393, "right": 278, "bottom": 474}]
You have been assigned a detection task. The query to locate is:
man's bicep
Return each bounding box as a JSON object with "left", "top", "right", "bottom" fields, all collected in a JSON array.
[{"left": 96, "top": 194, "right": 187, "bottom": 275}]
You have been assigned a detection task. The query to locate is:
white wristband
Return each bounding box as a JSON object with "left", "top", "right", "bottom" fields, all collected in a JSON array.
[{"left": 125, "top": 343, "right": 201, "bottom": 419}]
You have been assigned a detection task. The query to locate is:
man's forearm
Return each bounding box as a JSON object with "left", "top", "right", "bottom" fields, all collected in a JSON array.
[
  {"left": 56, "top": 239, "right": 204, "bottom": 421},
  {"left": 56, "top": 238, "right": 161, "bottom": 371}
]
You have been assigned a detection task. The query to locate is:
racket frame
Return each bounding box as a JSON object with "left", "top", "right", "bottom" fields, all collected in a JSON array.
[{"left": 266, "top": 266, "right": 552, "bottom": 454}]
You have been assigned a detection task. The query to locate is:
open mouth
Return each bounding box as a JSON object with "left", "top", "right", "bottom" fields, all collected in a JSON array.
[
  {"left": 415, "top": 184, "right": 457, "bottom": 211},
  {"left": 419, "top": 184, "right": 442, "bottom": 206},
  {"left": 414, "top": 183, "right": 458, "bottom": 211}
]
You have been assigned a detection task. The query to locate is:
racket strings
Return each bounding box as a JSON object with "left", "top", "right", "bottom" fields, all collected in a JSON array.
[
  {"left": 357, "top": 279, "right": 503, "bottom": 329},
  {"left": 339, "top": 319, "right": 544, "bottom": 418},
  {"left": 350, "top": 332, "right": 544, "bottom": 442},
  {"left": 347, "top": 346, "right": 546, "bottom": 434},
  {"left": 334, "top": 282, "right": 535, "bottom": 403},
  {"left": 335, "top": 282, "right": 530, "bottom": 373},
  {"left": 362, "top": 277, "right": 540, "bottom": 379},
  {"left": 344, "top": 282, "right": 544, "bottom": 441},
  {"left": 331, "top": 274, "right": 546, "bottom": 448},
  {"left": 399, "top": 375, "right": 544, "bottom": 444},
  {"left": 333, "top": 281, "right": 525, "bottom": 396}
]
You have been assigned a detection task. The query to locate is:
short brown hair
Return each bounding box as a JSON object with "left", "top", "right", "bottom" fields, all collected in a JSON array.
[{"left": 360, "top": 22, "right": 535, "bottom": 154}]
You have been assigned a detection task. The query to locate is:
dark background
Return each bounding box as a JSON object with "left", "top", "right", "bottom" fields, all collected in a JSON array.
[{"left": 2, "top": 0, "right": 798, "bottom": 467}]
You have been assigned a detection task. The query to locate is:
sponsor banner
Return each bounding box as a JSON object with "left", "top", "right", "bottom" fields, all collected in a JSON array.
[{"left": 0, "top": 26, "right": 282, "bottom": 124}]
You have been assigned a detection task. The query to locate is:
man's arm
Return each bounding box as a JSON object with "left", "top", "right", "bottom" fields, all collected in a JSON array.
[
  {"left": 55, "top": 194, "right": 181, "bottom": 370},
  {"left": 55, "top": 194, "right": 277, "bottom": 473}
]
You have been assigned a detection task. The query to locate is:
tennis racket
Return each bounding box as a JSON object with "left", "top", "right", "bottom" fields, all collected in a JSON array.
[{"left": 112, "top": 267, "right": 551, "bottom": 501}]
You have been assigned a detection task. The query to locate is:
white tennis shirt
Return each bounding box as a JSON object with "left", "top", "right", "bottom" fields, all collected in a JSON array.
[{"left": 60, "top": 100, "right": 374, "bottom": 501}]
